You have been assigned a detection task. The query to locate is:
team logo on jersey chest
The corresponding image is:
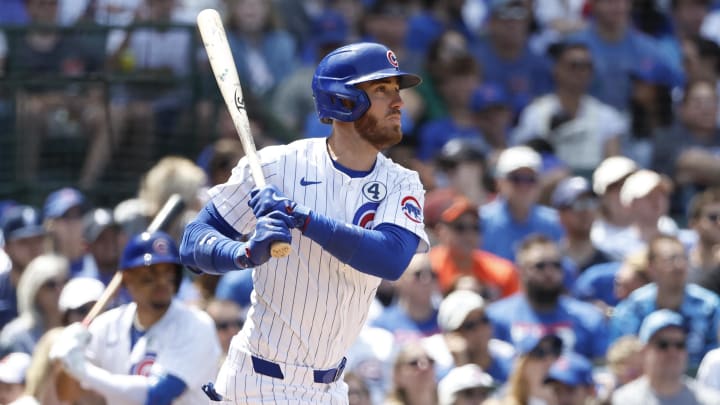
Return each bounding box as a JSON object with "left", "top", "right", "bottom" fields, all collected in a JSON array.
[
  {"left": 353, "top": 202, "right": 380, "bottom": 229},
  {"left": 130, "top": 352, "right": 157, "bottom": 376},
  {"left": 362, "top": 181, "right": 386, "bottom": 202},
  {"left": 401, "top": 196, "right": 423, "bottom": 223}
]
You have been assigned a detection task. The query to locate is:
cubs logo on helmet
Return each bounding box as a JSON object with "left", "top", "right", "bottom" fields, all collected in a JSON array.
[{"left": 120, "top": 231, "right": 181, "bottom": 271}]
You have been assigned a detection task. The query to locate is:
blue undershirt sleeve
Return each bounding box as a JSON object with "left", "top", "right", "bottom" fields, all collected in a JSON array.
[
  {"left": 145, "top": 374, "right": 186, "bottom": 405},
  {"left": 302, "top": 211, "right": 419, "bottom": 280},
  {"left": 179, "top": 202, "right": 252, "bottom": 275}
]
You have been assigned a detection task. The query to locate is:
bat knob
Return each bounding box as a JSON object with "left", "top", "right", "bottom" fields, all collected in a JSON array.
[{"left": 270, "top": 242, "right": 291, "bottom": 258}]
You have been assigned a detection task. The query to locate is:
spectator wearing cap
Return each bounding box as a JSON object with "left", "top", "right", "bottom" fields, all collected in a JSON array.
[
  {"left": 426, "top": 192, "right": 519, "bottom": 299},
  {"left": 42, "top": 187, "right": 87, "bottom": 277},
  {"left": 613, "top": 169, "right": 678, "bottom": 258},
  {"left": 512, "top": 41, "right": 626, "bottom": 175},
  {"left": 423, "top": 290, "right": 515, "bottom": 384},
  {"left": 0, "top": 205, "right": 46, "bottom": 330},
  {"left": 438, "top": 364, "right": 495, "bottom": 405},
  {"left": 484, "top": 332, "right": 563, "bottom": 405},
  {"left": 469, "top": 0, "right": 553, "bottom": 116},
  {"left": 0, "top": 254, "right": 67, "bottom": 357},
  {"left": 486, "top": 235, "right": 609, "bottom": 361},
  {"left": 543, "top": 352, "right": 597, "bottom": 405},
  {"left": 204, "top": 298, "right": 244, "bottom": 358},
  {"left": 480, "top": 146, "right": 564, "bottom": 261},
  {"left": 470, "top": 82, "right": 513, "bottom": 157},
  {"left": 434, "top": 138, "right": 490, "bottom": 207},
  {"left": 610, "top": 234, "right": 720, "bottom": 372},
  {"left": 58, "top": 277, "right": 104, "bottom": 326},
  {"left": 0, "top": 352, "right": 30, "bottom": 404},
  {"left": 371, "top": 254, "right": 441, "bottom": 343},
  {"left": 273, "top": 8, "right": 348, "bottom": 136},
  {"left": 552, "top": 176, "right": 612, "bottom": 275},
  {"left": 590, "top": 156, "right": 638, "bottom": 260},
  {"left": 653, "top": 79, "right": 720, "bottom": 208},
  {"left": 612, "top": 309, "right": 720, "bottom": 404},
  {"left": 568, "top": 0, "right": 676, "bottom": 112}
]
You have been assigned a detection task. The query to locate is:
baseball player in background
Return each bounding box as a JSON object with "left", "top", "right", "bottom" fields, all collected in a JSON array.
[
  {"left": 50, "top": 231, "right": 222, "bottom": 405},
  {"left": 180, "top": 42, "right": 429, "bottom": 403}
]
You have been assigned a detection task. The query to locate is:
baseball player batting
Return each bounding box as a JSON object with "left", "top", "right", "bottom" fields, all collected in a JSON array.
[
  {"left": 50, "top": 231, "right": 222, "bottom": 405},
  {"left": 180, "top": 42, "right": 429, "bottom": 403}
]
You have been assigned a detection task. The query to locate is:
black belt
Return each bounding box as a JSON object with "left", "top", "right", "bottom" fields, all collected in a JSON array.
[{"left": 250, "top": 355, "right": 347, "bottom": 384}]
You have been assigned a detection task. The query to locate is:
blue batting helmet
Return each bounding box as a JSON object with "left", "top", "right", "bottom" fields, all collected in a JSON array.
[
  {"left": 311, "top": 42, "right": 421, "bottom": 123},
  {"left": 120, "top": 231, "right": 181, "bottom": 271}
]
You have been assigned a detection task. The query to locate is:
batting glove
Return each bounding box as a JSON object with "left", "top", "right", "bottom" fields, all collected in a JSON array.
[
  {"left": 237, "top": 211, "right": 293, "bottom": 267},
  {"left": 49, "top": 322, "right": 91, "bottom": 379},
  {"left": 249, "top": 185, "right": 311, "bottom": 230}
]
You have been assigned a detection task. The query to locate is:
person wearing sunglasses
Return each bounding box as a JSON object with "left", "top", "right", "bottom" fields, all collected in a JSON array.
[
  {"left": 385, "top": 341, "right": 438, "bottom": 405},
  {"left": 486, "top": 234, "right": 609, "bottom": 362},
  {"left": 427, "top": 191, "right": 519, "bottom": 300},
  {"left": 58, "top": 277, "right": 105, "bottom": 326},
  {"left": 205, "top": 298, "right": 245, "bottom": 358},
  {"left": 0, "top": 254, "right": 67, "bottom": 357},
  {"left": 438, "top": 363, "right": 495, "bottom": 405},
  {"left": 480, "top": 146, "right": 564, "bottom": 262},
  {"left": 610, "top": 234, "right": 720, "bottom": 373},
  {"left": 424, "top": 290, "right": 515, "bottom": 385},
  {"left": 612, "top": 309, "right": 720, "bottom": 404}
]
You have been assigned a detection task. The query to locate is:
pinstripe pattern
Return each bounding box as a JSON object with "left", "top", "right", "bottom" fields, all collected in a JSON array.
[{"left": 207, "top": 138, "right": 428, "bottom": 402}]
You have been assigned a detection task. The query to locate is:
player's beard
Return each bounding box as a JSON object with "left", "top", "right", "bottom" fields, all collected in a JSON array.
[{"left": 354, "top": 109, "right": 402, "bottom": 150}]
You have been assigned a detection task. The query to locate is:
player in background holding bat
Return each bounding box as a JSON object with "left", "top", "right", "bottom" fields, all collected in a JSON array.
[
  {"left": 180, "top": 41, "right": 429, "bottom": 403},
  {"left": 48, "top": 231, "right": 221, "bottom": 405}
]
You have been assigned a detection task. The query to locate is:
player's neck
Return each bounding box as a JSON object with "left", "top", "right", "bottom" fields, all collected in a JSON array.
[
  {"left": 326, "top": 131, "right": 377, "bottom": 172},
  {"left": 135, "top": 305, "right": 169, "bottom": 329}
]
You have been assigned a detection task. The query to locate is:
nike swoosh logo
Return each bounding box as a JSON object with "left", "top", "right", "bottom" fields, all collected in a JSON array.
[{"left": 300, "top": 177, "right": 322, "bottom": 186}]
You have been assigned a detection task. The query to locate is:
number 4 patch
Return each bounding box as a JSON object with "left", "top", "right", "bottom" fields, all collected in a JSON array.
[{"left": 362, "top": 181, "right": 387, "bottom": 202}]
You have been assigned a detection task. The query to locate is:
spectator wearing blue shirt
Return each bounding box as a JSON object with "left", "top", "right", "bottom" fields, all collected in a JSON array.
[
  {"left": 0, "top": 206, "right": 46, "bottom": 331},
  {"left": 371, "top": 254, "right": 441, "bottom": 344},
  {"left": 486, "top": 235, "right": 609, "bottom": 361},
  {"left": 481, "top": 146, "right": 564, "bottom": 261},
  {"left": 570, "top": 0, "right": 675, "bottom": 112},
  {"left": 469, "top": 0, "right": 553, "bottom": 115},
  {"left": 610, "top": 234, "right": 720, "bottom": 372}
]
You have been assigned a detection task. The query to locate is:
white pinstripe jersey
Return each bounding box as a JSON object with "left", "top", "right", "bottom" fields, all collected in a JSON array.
[{"left": 209, "top": 137, "right": 429, "bottom": 369}]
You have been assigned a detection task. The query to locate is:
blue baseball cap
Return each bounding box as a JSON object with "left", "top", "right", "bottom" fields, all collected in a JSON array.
[
  {"left": 0, "top": 205, "right": 45, "bottom": 242},
  {"left": 470, "top": 83, "right": 511, "bottom": 112},
  {"left": 551, "top": 176, "right": 594, "bottom": 209},
  {"left": 639, "top": 309, "right": 686, "bottom": 344},
  {"left": 544, "top": 352, "right": 594, "bottom": 387},
  {"left": 630, "top": 57, "right": 680, "bottom": 88},
  {"left": 43, "top": 187, "right": 85, "bottom": 219}
]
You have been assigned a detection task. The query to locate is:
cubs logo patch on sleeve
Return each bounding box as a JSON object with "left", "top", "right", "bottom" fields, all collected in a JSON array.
[{"left": 401, "top": 196, "right": 423, "bottom": 223}]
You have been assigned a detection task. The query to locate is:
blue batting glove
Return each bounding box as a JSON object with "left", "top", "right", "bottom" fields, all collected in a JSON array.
[
  {"left": 249, "top": 185, "right": 311, "bottom": 230},
  {"left": 237, "top": 212, "right": 293, "bottom": 267}
]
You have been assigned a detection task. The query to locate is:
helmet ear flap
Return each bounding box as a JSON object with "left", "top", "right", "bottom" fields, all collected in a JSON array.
[{"left": 313, "top": 86, "right": 370, "bottom": 123}]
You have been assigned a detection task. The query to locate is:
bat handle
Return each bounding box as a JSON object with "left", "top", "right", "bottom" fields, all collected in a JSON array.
[{"left": 270, "top": 241, "right": 291, "bottom": 258}]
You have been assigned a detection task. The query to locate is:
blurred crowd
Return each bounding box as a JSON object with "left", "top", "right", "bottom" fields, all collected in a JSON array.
[{"left": 4, "top": 0, "right": 720, "bottom": 404}]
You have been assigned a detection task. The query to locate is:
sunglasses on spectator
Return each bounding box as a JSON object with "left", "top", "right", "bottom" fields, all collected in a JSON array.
[
  {"left": 215, "top": 319, "right": 244, "bottom": 331},
  {"left": 652, "top": 339, "right": 686, "bottom": 351},
  {"left": 530, "top": 260, "right": 562, "bottom": 271},
  {"left": 567, "top": 198, "right": 599, "bottom": 211},
  {"left": 404, "top": 357, "right": 435, "bottom": 369},
  {"left": 458, "top": 315, "right": 491, "bottom": 332},
  {"left": 458, "top": 387, "right": 491, "bottom": 399},
  {"left": 507, "top": 173, "right": 538, "bottom": 185},
  {"left": 450, "top": 222, "right": 481, "bottom": 233},
  {"left": 564, "top": 59, "right": 593, "bottom": 71}
]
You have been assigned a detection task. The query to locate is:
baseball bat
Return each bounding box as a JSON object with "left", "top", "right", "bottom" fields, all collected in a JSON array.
[
  {"left": 197, "top": 8, "right": 291, "bottom": 259},
  {"left": 56, "top": 194, "right": 187, "bottom": 402}
]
